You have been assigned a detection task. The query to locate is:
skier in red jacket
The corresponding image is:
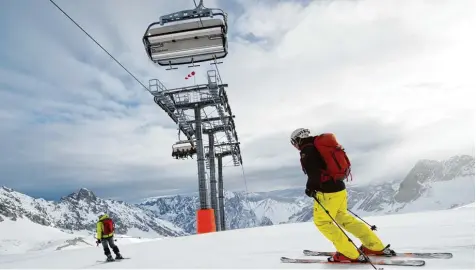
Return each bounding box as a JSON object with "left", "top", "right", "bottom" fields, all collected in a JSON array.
[{"left": 290, "top": 128, "right": 396, "bottom": 263}]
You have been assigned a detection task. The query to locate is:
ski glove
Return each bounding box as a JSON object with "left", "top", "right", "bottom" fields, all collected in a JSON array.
[
  {"left": 96, "top": 239, "right": 101, "bottom": 246},
  {"left": 305, "top": 188, "right": 316, "bottom": 198}
]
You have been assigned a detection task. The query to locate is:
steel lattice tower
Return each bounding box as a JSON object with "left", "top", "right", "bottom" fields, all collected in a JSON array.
[
  {"left": 142, "top": 0, "right": 241, "bottom": 233},
  {"left": 147, "top": 70, "right": 242, "bottom": 232}
]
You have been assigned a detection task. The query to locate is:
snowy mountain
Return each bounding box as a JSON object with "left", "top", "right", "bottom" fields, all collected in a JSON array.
[
  {"left": 394, "top": 155, "right": 474, "bottom": 203},
  {"left": 140, "top": 191, "right": 264, "bottom": 233},
  {"left": 1, "top": 155, "right": 473, "bottom": 240},
  {"left": 141, "top": 155, "right": 475, "bottom": 233},
  {"left": 0, "top": 187, "right": 186, "bottom": 242},
  {"left": 377, "top": 154, "right": 475, "bottom": 214}
]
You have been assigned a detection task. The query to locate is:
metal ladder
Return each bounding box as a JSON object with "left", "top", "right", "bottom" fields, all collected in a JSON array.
[{"left": 207, "top": 71, "right": 239, "bottom": 166}]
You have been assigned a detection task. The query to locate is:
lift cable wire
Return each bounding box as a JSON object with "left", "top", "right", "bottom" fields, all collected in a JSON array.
[
  {"left": 47, "top": 0, "right": 149, "bottom": 92},
  {"left": 193, "top": 0, "right": 205, "bottom": 27}
]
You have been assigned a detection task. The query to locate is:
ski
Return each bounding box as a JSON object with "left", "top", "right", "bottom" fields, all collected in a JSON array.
[
  {"left": 281, "top": 256, "right": 425, "bottom": 267},
  {"left": 303, "top": 249, "right": 453, "bottom": 259},
  {"left": 96, "top": 257, "right": 131, "bottom": 263}
]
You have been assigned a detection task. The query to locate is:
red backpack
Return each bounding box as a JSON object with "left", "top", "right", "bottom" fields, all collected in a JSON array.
[
  {"left": 102, "top": 218, "right": 114, "bottom": 235},
  {"left": 305, "top": 133, "right": 352, "bottom": 183}
]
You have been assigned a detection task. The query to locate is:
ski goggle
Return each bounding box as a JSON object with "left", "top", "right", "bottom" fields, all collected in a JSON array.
[{"left": 290, "top": 138, "right": 298, "bottom": 147}]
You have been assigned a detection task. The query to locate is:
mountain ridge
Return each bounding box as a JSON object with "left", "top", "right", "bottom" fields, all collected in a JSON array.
[
  {"left": 1, "top": 154, "right": 474, "bottom": 237},
  {"left": 141, "top": 154, "right": 475, "bottom": 233},
  {"left": 0, "top": 186, "right": 186, "bottom": 238}
]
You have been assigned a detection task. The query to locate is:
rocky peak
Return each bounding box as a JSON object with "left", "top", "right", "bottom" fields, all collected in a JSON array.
[
  {"left": 441, "top": 155, "right": 475, "bottom": 179},
  {"left": 1, "top": 186, "right": 14, "bottom": 192},
  {"left": 394, "top": 155, "right": 474, "bottom": 203},
  {"left": 62, "top": 188, "right": 97, "bottom": 203}
]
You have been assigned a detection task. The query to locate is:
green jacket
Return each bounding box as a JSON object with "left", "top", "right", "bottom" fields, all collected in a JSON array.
[{"left": 96, "top": 214, "right": 114, "bottom": 239}]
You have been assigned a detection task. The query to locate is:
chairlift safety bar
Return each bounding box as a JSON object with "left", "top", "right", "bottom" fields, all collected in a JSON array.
[{"left": 158, "top": 7, "right": 227, "bottom": 27}]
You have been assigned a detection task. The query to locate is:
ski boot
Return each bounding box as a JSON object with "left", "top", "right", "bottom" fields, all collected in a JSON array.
[
  {"left": 115, "top": 253, "right": 124, "bottom": 260},
  {"left": 360, "top": 244, "right": 396, "bottom": 257},
  {"left": 328, "top": 252, "right": 368, "bottom": 263},
  {"left": 106, "top": 255, "right": 115, "bottom": 262}
]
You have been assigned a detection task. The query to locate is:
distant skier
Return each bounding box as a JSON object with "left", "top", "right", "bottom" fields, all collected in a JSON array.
[
  {"left": 290, "top": 128, "right": 396, "bottom": 263},
  {"left": 96, "top": 213, "right": 124, "bottom": 262}
]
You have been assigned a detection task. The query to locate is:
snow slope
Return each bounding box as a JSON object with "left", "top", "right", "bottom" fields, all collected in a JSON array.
[
  {"left": 0, "top": 217, "right": 158, "bottom": 255},
  {"left": 0, "top": 205, "right": 473, "bottom": 269},
  {"left": 0, "top": 217, "right": 93, "bottom": 255}
]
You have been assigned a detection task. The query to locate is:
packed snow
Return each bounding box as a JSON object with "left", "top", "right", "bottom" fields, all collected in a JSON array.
[
  {"left": 0, "top": 217, "right": 158, "bottom": 256},
  {"left": 0, "top": 217, "right": 93, "bottom": 255},
  {"left": 0, "top": 204, "right": 473, "bottom": 269}
]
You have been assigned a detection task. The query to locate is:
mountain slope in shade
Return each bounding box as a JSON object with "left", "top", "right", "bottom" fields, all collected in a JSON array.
[
  {"left": 376, "top": 174, "right": 474, "bottom": 214},
  {"left": 0, "top": 187, "right": 186, "bottom": 240},
  {"left": 394, "top": 155, "right": 474, "bottom": 203}
]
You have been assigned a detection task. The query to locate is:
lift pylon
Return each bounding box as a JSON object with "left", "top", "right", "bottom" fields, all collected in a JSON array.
[{"left": 143, "top": 1, "right": 241, "bottom": 235}]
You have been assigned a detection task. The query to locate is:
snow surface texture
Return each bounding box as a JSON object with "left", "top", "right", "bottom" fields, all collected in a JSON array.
[
  {"left": 0, "top": 217, "right": 93, "bottom": 254},
  {"left": 0, "top": 217, "right": 158, "bottom": 255},
  {"left": 0, "top": 205, "right": 473, "bottom": 269}
]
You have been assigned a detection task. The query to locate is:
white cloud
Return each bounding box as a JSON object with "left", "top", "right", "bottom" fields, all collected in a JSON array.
[
  {"left": 221, "top": 0, "right": 475, "bottom": 163},
  {"left": 0, "top": 0, "right": 474, "bottom": 200}
]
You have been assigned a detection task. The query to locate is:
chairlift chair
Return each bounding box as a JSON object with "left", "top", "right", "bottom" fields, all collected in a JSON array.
[
  {"left": 143, "top": 5, "right": 228, "bottom": 68},
  {"left": 171, "top": 140, "right": 196, "bottom": 159}
]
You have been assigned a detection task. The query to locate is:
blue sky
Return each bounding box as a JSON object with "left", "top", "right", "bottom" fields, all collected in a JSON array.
[{"left": 0, "top": 0, "right": 474, "bottom": 203}]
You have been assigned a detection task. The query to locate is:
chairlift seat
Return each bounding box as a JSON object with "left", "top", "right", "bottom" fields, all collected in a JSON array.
[
  {"left": 143, "top": 18, "right": 228, "bottom": 67},
  {"left": 172, "top": 140, "right": 195, "bottom": 151},
  {"left": 171, "top": 140, "right": 197, "bottom": 159}
]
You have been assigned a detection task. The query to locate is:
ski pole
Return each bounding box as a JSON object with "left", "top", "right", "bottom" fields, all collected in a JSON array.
[
  {"left": 313, "top": 196, "right": 377, "bottom": 270},
  {"left": 348, "top": 209, "right": 378, "bottom": 231}
]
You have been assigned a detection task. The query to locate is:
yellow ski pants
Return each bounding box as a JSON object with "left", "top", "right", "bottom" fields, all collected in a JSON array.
[{"left": 313, "top": 189, "right": 385, "bottom": 259}]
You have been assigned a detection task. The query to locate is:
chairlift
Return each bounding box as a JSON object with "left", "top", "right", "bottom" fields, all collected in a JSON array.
[
  {"left": 142, "top": 2, "right": 228, "bottom": 68},
  {"left": 171, "top": 140, "right": 197, "bottom": 159}
]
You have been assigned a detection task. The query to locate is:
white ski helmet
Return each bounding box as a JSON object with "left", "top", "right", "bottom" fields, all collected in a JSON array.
[{"left": 290, "top": 128, "right": 311, "bottom": 148}]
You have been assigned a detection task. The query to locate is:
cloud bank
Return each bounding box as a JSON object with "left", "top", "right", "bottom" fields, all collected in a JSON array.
[{"left": 0, "top": 0, "right": 474, "bottom": 202}]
